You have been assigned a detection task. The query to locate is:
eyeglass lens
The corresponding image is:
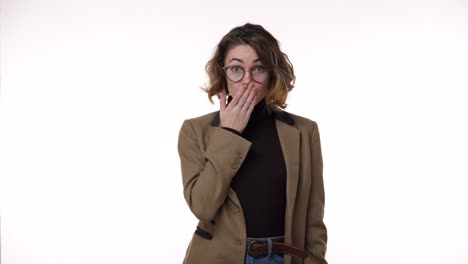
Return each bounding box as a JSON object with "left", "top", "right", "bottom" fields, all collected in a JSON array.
[{"left": 225, "top": 67, "right": 268, "bottom": 83}]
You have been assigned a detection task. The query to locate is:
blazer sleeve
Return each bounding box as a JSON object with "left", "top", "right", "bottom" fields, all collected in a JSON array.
[
  {"left": 304, "top": 121, "right": 328, "bottom": 264},
  {"left": 177, "top": 119, "right": 251, "bottom": 222}
]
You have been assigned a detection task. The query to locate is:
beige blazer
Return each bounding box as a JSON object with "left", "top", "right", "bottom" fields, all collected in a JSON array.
[{"left": 177, "top": 109, "right": 327, "bottom": 264}]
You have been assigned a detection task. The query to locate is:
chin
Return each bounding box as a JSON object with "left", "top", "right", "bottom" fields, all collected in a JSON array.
[{"left": 255, "top": 95, "right": 267, "bottom": 104}]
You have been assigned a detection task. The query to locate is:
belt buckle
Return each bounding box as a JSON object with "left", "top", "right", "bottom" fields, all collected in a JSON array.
[{"left": 247, "top": 241, "right": 262, "bottom": 257}]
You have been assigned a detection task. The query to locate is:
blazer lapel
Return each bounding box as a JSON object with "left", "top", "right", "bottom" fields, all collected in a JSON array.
[{"left": 275, "top": 119, "right": 300, "bottom": 217}]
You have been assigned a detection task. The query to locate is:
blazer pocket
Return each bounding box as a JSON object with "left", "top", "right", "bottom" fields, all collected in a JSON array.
[{"left": 194, "top": 226, "right": 213, "bottom": 240}]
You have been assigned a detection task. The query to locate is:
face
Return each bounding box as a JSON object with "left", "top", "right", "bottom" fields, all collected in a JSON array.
[{"left": 223, "top": 45, "right": 270, "bottom": 104}]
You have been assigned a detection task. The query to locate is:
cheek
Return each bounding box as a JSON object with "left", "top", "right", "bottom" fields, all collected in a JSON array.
[
  {"left": 226, "top": 81, "right": 237, "bottom": 95},
  {"left": 257, "top": 83, "right": 269, "bottom": 95}
]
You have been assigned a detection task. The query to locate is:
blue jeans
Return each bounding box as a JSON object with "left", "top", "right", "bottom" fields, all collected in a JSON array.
[{"left": 245, "top": 236, "right": 285, "bottom": 264}]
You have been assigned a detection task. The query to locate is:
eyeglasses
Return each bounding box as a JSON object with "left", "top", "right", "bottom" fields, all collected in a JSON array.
[{"left": 222, "top": 65, "right": 269, "bottom": 83}]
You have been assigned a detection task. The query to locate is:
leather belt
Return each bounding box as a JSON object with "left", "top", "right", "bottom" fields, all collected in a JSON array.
[{"left": 247, "top": 241, "right": 307, "bottom": 259}]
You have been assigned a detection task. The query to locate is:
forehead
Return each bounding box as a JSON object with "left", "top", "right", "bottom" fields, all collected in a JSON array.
[{"left": 224, "top": 44, "right": 260, "bottom": 64}]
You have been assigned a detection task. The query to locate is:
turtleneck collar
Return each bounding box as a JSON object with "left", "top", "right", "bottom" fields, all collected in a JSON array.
[{"left": 249, "top": 99, "right": 271, "bottom": 122}]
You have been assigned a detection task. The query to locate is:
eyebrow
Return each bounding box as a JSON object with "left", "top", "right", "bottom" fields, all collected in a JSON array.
[{"left": 228, "top": 58, "right": 262, "bottom": 64}]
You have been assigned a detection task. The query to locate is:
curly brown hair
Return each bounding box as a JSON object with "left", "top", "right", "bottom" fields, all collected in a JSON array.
[{"left": 203, "top": 23, "right": 295, "bottom": 110}]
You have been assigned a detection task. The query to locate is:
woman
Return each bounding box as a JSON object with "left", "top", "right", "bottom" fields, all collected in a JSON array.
[{"left": 177, "top": 23, "right": 327, "bottom": 264}]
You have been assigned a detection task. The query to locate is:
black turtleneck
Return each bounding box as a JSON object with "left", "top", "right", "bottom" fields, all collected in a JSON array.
[{"left": 224, "top": 99, "right": 287, "bottom": 238}]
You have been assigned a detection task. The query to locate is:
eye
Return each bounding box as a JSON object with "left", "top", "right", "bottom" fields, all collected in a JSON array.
[
  {"left": 253, "top": 66, "right": 265, "bottom": 72},
  {"left": 229, "top": 66, "right": 242, "bottom": 73}
]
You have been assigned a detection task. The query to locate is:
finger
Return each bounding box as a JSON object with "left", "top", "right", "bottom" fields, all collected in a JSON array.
[
  {"left": 237, "top": 84, "right": 253, "bottom": 108},
  {"left": 219, "top": 93, "right": 226, "bottom": 112},
  {"left": 228, "top": 86, "right": 245, "bottom": 108},
  {"left": 242, "top": 86, "right": 256, "bottom": 111},
  {"left": 246, "top": 96, "right": 257, "bottom": 115}
]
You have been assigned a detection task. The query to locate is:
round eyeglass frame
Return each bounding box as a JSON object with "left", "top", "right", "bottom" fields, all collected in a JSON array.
[{"left": 222, "top": 66, "right": 269, "bottom": 83}]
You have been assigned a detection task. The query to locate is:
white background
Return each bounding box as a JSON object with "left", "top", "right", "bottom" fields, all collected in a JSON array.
[{"left": 1, "top": 0, "right": 467, "bottom": 263}]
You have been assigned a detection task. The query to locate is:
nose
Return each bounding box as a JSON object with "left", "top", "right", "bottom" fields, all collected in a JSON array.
[{"left": 241, "top": 69, "right": 254, "bottom": 84}]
